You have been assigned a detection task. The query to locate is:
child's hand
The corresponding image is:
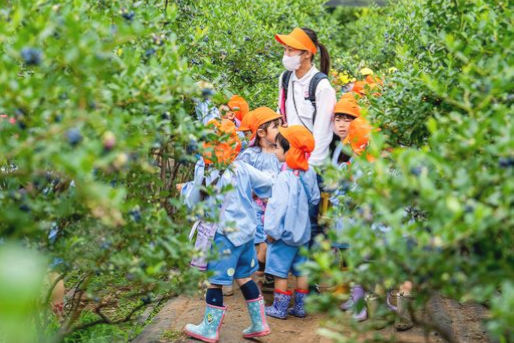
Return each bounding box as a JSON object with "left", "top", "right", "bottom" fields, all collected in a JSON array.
[
  {"left": 176, "top": 183, "right": 184, "bottom": 192},
  {"left": 266, "top": 235, "right": 275, "bottom": 243}
]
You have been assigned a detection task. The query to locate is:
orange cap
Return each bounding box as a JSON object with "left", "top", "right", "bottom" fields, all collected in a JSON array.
[
  {"left": 246, "top": 107, "right": 282, "bottom": 140},
  {"left": 278, "top": 125, "right": 315, "bottom": 171},
  {"left": 275, "top": 28, "right": 317, "bottom": 55},
  {"left": 343, "top": 117, "right": 373, "bottom": 155},
  {"left": 352, "top": 80, "right": 380, "bottom": 97},
  {"left": 365, "top": 74, "right": 383, "bottom": 86},
  {"left": 237, "top": 110, "right": 254, "bottom": 132},
  {"left": 203, "top": 119, "right": 241, "bottom": 165},
  {"left": 228, "top": 95, "right": 249, "bottom": 122},
  {"left": 340, "top": 92, "right": 359, "bottom": 102},
  {"left": 334, "top": 97, "right": 361, "bottom": 118}
]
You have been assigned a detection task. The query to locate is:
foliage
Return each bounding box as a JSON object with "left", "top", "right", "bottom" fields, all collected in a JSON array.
[
  {"left": 0, "top": 1, "right": 205, "bottom": 341},
  {"left": 306, "top": 0, "right": 514, "bottom": 341},
  {"left": 174, "top": 0, "right": 340, "bottom": 107}
]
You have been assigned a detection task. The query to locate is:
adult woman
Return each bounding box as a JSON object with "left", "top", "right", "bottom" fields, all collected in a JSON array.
[
  {"left": 275, "top": 27, "right": 336, "bottom": 245},
  {"left": 275, "top": 27, "right": 336, "bottom": 167}
]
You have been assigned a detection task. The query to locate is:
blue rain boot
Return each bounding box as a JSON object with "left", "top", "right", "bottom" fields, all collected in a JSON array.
[
  {"left": 288, "top": 290, "right": 308, "bottom": 318},
  {"left": 184, "top": 303, "right": 226, "bottom": 343},
  {"left": 242, "top": 296, "right": 271, "bottom": 338},
  {"left": 265, "top": 291, "right": 291, "bottom": 319}
]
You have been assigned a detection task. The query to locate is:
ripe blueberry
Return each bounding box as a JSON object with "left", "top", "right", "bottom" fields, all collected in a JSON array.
[{"left": 21, "top": 47, "right": 42, "bottom": 66}]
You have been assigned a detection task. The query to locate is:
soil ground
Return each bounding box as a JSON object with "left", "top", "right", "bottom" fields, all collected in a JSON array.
[{"left": 133, "top": 280, "right": 490, "bottom": 343}]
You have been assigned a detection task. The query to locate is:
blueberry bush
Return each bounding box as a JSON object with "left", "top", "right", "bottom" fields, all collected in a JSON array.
[
  {"left": 0, "top": 1, "right": 205, "bottom": 342},
  {"left": 1, "top": 0, "right": 512, "bottom": 342},
  {"left": 305, "top": 0, "right": 514, "bottom": 342}
]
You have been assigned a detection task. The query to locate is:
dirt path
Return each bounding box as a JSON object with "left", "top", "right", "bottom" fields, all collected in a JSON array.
[
  {"left": 134, "top": 288, "right": 332, "bottom": 343},
  {"left": 134, "top": 288, "right": 490, "bottom": 343}
]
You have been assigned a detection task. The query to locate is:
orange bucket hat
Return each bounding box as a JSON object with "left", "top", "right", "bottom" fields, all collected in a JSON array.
[
  {"left": 203, "top": 119, "right": 241, "bottom": 165},
  {"left": 228, "top": 95, "right": 249, "bottom": 122},
  {"left": 343, "top": 117, "right": 373, "bottom": 155},
  {"left": 278, "top": 125, "right": 315, "bottom": 171},
  {"left": 246, "top": 107, "right": 282, "bottom": 140},
  {"left": 334, "top": 97, "right": 361, "bottom": 118},
  {"left": 275, "top": 28, "right": 317, "bottom": 55}
]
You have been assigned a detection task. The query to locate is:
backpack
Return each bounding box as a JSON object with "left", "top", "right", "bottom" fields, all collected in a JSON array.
[{"left": 279, "top": 70, "right": 328, "bottom": 126}]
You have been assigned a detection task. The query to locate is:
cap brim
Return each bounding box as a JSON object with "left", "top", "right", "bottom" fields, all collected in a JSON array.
[{"left": 275, "top": 34, "right": 307, "bottom": 51}]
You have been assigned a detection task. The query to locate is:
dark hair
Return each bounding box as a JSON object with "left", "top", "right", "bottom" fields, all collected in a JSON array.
[
  {"left": 334, "top": 113, "right": 356, "bottom": 121},
  {"left": 254, "top": 118, "right": 281, "bottom": 148},
  {"left": 302, "top": 27, "right": 330, "bottom": 75},
  {"left": 275, "top": 132, "right": 290, "bottom": 153}
]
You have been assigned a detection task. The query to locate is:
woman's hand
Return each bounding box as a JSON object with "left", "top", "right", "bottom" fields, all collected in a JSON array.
[
  {"left": 176, "top": 183, "right": 184, "bottom": 192},
  {"left": 266, "top": 235, "right": 275, "bottom": 243}
]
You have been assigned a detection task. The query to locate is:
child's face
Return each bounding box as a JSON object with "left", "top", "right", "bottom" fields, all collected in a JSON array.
[
  {"left": 220, "top": 105, "right": 236, "bottom": 121},
  {"left": 274, "top": 139, "right": 287, "bottom": 163},
  {"left": 257, "top": 119, "right": 281, "bottom": 147},
  {"left": 333, "top": 114, "right": 355, "bottom": 140}
]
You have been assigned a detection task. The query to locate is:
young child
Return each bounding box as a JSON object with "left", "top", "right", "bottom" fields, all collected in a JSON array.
[
  {"left": 237, "top": 107, "right": 282, "bottom": 286},
  {"left": 219, "top": 95, "right": 249, "bottom": 128},
  {"left": 332, "top": 96, "right": 361, "bottom": 166},
  {"left": 264, "top": 125, "right": 320, "bottom": 319},
  {"left": 182, "top": 119, "right": 274, "bottom": 342}
]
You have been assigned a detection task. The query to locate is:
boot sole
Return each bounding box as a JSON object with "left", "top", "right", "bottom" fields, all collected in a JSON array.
[
  {"left": 184, "top": 329, "right": 218, "bottom": 343},
  {"left": 243, "top": 328, "right": 271, "bottom": 338}
]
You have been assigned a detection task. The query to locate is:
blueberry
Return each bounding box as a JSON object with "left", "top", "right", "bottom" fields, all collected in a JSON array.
[
  {"left": 227, "top": 30, "right": 232, "bottom": 35},
  {"left": 66, "top": 128, "right": 82, "bottom": 146},
  {"left": 410, "top": 167, "right": 422, "bottom": 176},
  {"left": 499, "top": 157, "right": 514, "bottom": 168},
  {"left": 186, "top": 140, "right": 197, "bottom": 154},
  {"left": 21, "top": 47, "right": 42, "bottom": 66},
  {"left": 201, "top": 88, "right": 214, "bottom": 98},
  {"left": 17, "top": 121, "right": 27, "bottom": 130},
  {"left": 121, "top": 10, "right": 135, "bottom": 21},
  {"left": 145, "top": 48, "right": 156, "bottom": 58},
  {"left": 54, "top": 114, "right": 62, "bottom": 123},
  {"left": 161, "top": 112, "right": 170, "bottom": 120},
  {"left": 202, "top": 36, "right": 209, "bottom": 43},
  {"left": 19, "top": 203, "right": 30, "bottom": 212},
  {"left": 244, "top": 36, "right": 250, "bottom": 42},
  {"left": 129, "top": 209, "right": 142, "bottom": 222}
]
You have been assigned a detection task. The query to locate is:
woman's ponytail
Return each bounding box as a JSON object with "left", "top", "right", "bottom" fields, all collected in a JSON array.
[{"left": 301, "top": 27, "right": 331, "bottom": 76}]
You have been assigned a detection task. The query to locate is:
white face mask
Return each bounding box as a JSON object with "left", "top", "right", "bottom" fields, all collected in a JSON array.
[{"left": 282, "top": 53, "right": 302, "bottom": 71}]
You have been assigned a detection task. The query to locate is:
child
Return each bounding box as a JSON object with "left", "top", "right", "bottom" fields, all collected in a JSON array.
[
  {"left": 334, "top": 116, "right": 376, "bottom": 322},
  {"left": 219, "top": 95, "right": 249, "bottom": 128},
  {"left": 264, "top": 125, "right": 320, "bottom": 319},
  {"left": 331, "top": 97, "right": 361, "bottom": 166},
  {"left": 182, "top": 119, "right": 273, "bottom": 342},
  {"left": 237, "top": 107, "right": 282, "bottom": 286}
]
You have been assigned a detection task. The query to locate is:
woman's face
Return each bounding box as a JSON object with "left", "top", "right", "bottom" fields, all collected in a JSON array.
[
  {"left": 333, "top": 114, "right": 355, "bottom": 140},
  {"left": 283, "top": 45, "right": 302, "bottom": 57}
]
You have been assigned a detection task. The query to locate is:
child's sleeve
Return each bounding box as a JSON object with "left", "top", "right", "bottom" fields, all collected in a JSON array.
[
  {"left": 180, "top": 159, "right": 205, "bottom": 209},
  {"left": 246, "top": 163, "right": 273, "bottom": 199},
  {"left": 310, "top": 173, "right": 321, "bottom": 206},
  {"left": 264, "top": 174, "right": 289, "bottom": 240}
]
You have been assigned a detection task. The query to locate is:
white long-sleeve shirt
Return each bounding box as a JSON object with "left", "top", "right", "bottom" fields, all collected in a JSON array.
[{"left": 277, "top": 66, "right": 336, "bottom": 166}]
